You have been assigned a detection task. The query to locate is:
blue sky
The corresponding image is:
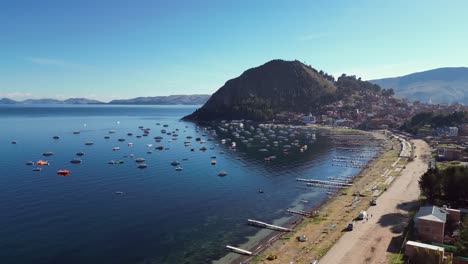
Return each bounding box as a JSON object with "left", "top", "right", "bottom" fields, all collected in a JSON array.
[{"left": 1, "top": 0, "right": 467, "bottom": 101}]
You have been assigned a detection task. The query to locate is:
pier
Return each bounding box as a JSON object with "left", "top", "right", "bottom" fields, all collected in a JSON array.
[
  {"left": 306, "top": 183, "right": 348, "bottom": 189},
  {"left": 296, "top": 178, "right": 353, "bottom": 186},
  {"left": 247, "top": 219, "right": 293, "bottom": 232},
  {"left": 226, "top": 245, "right": 253, "bottom": 256},
  {"left": 286, "top": 209, "right": 311, "bottom": 217}
]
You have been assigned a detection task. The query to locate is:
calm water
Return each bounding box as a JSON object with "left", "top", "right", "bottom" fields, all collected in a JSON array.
[{"left": 0, "top": 105, "right": 369, "bottom": 264}]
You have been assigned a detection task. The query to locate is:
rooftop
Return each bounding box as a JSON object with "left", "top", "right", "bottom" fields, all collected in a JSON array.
[{"left": 414, "top": 206, "right": 448, "bottom": 223}]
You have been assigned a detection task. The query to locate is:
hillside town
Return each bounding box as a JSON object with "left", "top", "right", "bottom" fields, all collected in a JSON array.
[
  {"left": 271, "top": 93, "right": 468, "bottom": 263},
  {"left": 277, "top": 93, "right": 466, "bottom": 131}
]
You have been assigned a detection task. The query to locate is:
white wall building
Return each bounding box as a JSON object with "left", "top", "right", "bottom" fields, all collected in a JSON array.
[{"left": 448, "top": 127, "right": 459, "bottom": 137}]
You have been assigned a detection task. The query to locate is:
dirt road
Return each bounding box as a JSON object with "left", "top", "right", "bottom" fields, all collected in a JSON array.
[{"left": 318, "top": 139, "right": 430, "bottom": 264}]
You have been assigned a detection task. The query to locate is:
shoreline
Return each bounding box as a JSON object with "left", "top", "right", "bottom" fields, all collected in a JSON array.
[
  {"left": 236, "top": 127, "right": 421, "bottom": 263},
  {"left": 318, "top": 138, "right": 429, "bottom": 264},
  {"left": 229, "top": 194, "right": 334, "bottom": 264},
  {"left": 217, "top": 125, "right": 384, "bottom": 264}
]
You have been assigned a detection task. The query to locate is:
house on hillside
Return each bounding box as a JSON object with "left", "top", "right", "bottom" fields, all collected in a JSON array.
[
  {"left": 414, "top": 205, "right": 461, "bottom": 243},
  {"left": 405, "top": 206, "right": 465, "bottom": 264},
  {"left": 444, "top": 148, "right": 463, "bottom": 161}
]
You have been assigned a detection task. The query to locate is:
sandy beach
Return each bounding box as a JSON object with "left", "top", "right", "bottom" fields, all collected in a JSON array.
[{"left": 234, "top": 131, "right": 431, "bottom": 264}]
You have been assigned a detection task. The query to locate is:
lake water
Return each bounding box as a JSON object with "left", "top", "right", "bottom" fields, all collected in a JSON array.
[{"left": 0, "top": 105, "right": 371, "bottom": 264}]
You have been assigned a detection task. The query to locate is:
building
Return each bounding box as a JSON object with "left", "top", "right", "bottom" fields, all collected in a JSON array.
[
  {"left": 449, "top": 127, "right": 459, "bottom": 137},
  {"left": 407, "top": 206, "right": 465, "bottom": 264},
  {"left": 405, "top": 240, "right": 447, "bottom": 263},
  {"left": 414, "top": 206, "right": 449, "bottom": 243},
  {"left": 443, "top": 148, "right": 462, "bottom": 161},
  {"left": 303, "top": 114, "right": 316, "bottom": 124},
  {"left": 436, "top": 147, "right": 463, "bottom": 161},
  {"left": 414, "top": 206, "right": 461, "bottom": 243}
]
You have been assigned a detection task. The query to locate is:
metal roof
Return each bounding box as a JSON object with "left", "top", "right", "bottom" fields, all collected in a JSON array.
[{"left": 414, "top": 206, "right": 448, "bottom": 223}]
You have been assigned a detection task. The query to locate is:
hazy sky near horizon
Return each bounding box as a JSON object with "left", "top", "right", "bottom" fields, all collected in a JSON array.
[{"left": 1, "top": 0, "right": 467, "bottom": 102}]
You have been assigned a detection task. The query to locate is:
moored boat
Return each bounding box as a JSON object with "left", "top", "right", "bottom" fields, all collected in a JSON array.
[
  {"left": 36, "top": 160, "right": 49, "bottom": 166},
  {"left": 137, "top": 163, "right": 148, "bottom": 169},
  {"left": 57, "top": 169, "right": 70, "bottom": 176},
  {"left": 70, "top": 158, "right": 82, "bottom": 164}
]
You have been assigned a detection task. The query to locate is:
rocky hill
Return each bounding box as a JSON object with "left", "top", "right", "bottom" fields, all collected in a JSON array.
[
  {"left": 108, "top": 94, "right": 210, "bottom": 105},
  {"left": 183, "top": 60, "right": 339, "bottom": 121},
  {"left": 369, "top": 67, "right": 468, "bottom": 104},
  {"left": 183, "top": 59, "right": 385, "bottom": 121}
]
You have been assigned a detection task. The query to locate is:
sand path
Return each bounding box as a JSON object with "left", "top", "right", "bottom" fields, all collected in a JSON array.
[{"left": 318, "top": 139, "right": 430, "bottom": 264}]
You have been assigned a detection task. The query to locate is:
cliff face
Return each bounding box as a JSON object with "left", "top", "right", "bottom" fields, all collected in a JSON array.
[{"left": 184, "top": 60, "right": 337, "bottom": 121}]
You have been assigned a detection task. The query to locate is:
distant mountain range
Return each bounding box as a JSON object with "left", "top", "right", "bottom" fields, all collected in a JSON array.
[
  {"left": 0, "top": 95, "right": 211, "bottom": 105},
  {"left": 369, "top": 67, "right": 468, "bottom": 104},
  {"left": 0, "top": 97, "right": 103, "bottom": 104},
  {"left": 108, "top": 95, "right": 210, "bottom": 105}
]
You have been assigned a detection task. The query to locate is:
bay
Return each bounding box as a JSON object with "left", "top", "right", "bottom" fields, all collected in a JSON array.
[{"left": 0, "top": 105, "right": 369, "bottom": 263}]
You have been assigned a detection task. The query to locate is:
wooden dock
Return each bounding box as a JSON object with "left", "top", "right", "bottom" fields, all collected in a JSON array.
[
  {"left": 247, "top": 219, "right": 293, "bottom": 232},
  {"left": 286, "top": 209, "right": 311, "bottom": 217},
  {"left": 296, "top": 178, "right": 353, "bottom": 186},
  {"left": 226, "top": 245, "right": 253, "bottom": 256},
  {"left": 306, "top": 183, "right": 348, "bottom": 189}
]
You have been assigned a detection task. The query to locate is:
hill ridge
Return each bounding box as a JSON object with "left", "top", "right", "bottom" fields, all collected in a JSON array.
[
  {"left": 184, "top": 59, "right": 384, "bottom": 121},
  {"left": 369, "top": 67, "right": 468, "bottom": 104}
]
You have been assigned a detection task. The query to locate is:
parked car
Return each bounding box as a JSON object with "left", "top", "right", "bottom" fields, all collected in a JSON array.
[
  {"left": 358, "top": 210, "right": 367, "bottom": 220},
  {"left": 296, "top": 235, "right": 307, "bottom": 242}
]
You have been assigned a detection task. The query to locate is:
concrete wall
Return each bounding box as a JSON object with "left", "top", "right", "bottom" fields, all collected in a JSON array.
[{"left": 405, "top": 243, "right": 444, "bottom": 263}]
